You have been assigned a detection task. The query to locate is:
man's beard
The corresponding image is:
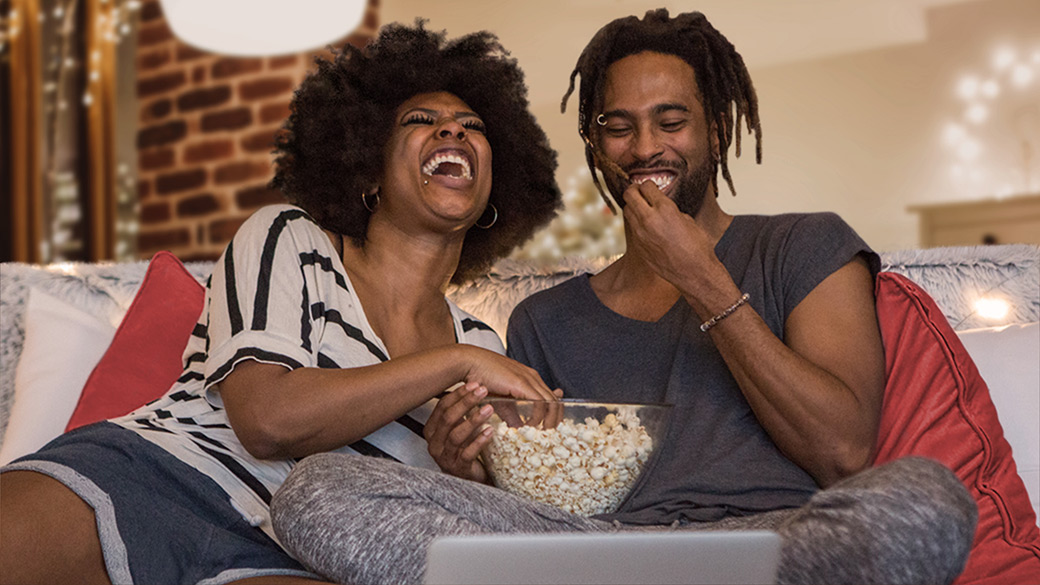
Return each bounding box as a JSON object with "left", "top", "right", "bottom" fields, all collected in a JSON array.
[
  {"left": 672, "top": 152, "right": 715, "bottom": 217},
  {"left": 604, "top": 151, "right": 715, "bottom": 218}
]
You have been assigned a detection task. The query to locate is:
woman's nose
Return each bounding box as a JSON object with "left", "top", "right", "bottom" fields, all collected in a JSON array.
[{"left": 436, "top": 119, "right": 467, "bottom": 140}]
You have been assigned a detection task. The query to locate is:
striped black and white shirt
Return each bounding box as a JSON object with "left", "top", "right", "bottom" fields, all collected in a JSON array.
[{"left": 111, "top": 204, "right": 503, "bottom": 542}]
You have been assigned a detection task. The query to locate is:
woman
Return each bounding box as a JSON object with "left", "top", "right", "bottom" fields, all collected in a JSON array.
[{"left": 0, "top": 22, "right": 561, "bottom": 584}]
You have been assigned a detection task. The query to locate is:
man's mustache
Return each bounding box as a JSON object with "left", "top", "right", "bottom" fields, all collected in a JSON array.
[{"left": 621, "top": 159, "right": 687, "bottom": 176}]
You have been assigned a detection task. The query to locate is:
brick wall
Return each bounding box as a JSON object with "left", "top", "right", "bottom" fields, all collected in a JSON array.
[{"left": 134, "top": 0, "right": 379, "bottom": 261}]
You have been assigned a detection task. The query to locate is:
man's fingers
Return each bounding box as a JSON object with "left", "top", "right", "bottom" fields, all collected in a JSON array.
[{"left": 622, "top": 183, "right": 650, "bottom": 210}]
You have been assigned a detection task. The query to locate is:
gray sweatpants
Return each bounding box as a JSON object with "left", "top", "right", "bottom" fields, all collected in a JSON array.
[{"left": 270, "top": 454, "right": 976, "bottom": 585}]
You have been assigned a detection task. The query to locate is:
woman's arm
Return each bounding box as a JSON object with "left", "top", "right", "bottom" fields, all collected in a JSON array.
[{"left": 219, "top": 344, "right": 556, "bottom": 460}]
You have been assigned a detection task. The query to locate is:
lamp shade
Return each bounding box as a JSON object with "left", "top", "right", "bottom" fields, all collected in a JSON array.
[{"left": 160, "top": 0, "right": 367, "bottom": 57}]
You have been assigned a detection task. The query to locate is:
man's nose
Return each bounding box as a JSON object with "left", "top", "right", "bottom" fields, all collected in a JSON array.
[{"left": 632, "top": 128, "right": 662, "bottom": 161}]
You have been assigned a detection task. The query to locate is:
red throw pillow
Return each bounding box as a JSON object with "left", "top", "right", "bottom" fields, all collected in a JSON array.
[
  {"left": 872, "top": 272, "right": 1040, "bottom": 585},
  {"left": 65, "top": 251, "right": 205, "bottom": 431}
]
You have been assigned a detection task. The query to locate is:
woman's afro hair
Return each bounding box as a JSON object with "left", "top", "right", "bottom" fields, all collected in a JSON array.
[{"left": 271, "top": 21, "right": 562, "bottom": 283}]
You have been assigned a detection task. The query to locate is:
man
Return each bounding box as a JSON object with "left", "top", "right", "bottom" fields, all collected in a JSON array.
[{"left": 271, "top": 10, "right": 977, "bottom": 585}]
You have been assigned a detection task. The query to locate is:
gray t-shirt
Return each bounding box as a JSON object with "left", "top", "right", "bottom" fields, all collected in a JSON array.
[{"left": 506, "top": 212, "right": 879, "bottom": 525}]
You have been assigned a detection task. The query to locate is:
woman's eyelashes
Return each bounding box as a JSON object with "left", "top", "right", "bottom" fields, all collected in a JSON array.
[
  {"left": 461, "top": 119, "right": 486, "bottom": 133},
  {"left": 403, "top": 112, "right": 435, "bottom": 126},
  {"left": 401, "top": 113, "right": 486, "bottom": 134}
]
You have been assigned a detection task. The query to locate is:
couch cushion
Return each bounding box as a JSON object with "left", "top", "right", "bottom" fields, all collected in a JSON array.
[
  {"left": 0, "top": 290, "right": 116, "bottom": 465},
  {"left": 872, "top": 272, "right": 1040, "bottom": 585},
  {"left": 64, "top": 251, "right": 205, "bottom": 431},
  {"left": 958, "top": 323, "right": 1040, "bottom": 527}
]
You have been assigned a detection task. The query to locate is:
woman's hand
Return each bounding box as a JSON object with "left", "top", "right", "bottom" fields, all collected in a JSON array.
[
  {"left": 427, "top": 350, "right": 563, "bottom": 482},
  {"left": 424, "top": 382, "right": 496, "bottom": 483},
  {"left": 459, "top": 346, "right": 559, "bottom": 402},
  {"left": 425, "top": 381, "right": 565, "bottom": 482}
]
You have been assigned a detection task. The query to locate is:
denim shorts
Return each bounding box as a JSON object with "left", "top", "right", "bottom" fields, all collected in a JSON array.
[{"left": 1, "top": 422, "right": 318, "bottom": 584}]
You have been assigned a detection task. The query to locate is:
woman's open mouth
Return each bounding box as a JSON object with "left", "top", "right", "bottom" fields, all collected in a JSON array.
[{"left": 422, "top": 148, "right": 473, "bottom": 181}]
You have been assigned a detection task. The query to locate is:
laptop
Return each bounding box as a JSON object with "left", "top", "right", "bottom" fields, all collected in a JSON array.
[{"left": 423, "top": 530, "right": 781, "bottom": 585}]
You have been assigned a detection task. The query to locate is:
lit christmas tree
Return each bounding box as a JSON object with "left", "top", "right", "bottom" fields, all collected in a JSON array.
[{"left": 512, "top": 168, "right": 626, "bottom": 261}]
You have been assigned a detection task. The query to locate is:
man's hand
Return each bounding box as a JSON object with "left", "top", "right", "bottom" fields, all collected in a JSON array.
[{"left": 620, "top": 181, "right": 729, "bottom": 293}]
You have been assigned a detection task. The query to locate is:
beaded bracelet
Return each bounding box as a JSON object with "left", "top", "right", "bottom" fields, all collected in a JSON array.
[{"left": 699, "top": 292, "right": 751, "bottom": 332}]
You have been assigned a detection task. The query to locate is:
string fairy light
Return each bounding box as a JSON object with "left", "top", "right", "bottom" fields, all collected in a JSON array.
[
  {"left": 941, "top": 43, "right": 1040, "bottom": 199},
  {"left": 30, "top": 0, "right": 142, "bottom": 262},
  {"left": 974, "top": 297, "right": 1011, "bottom": 321}
]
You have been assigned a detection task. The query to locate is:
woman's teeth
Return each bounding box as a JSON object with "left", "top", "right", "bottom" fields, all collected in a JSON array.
[{"left": 422, "top": 153, "right": 472, "bottom": 180}]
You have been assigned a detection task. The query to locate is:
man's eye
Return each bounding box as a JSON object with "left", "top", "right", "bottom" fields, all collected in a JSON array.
[
  {"left": 604, "top": 126, "right": 632, "bottom": 137},
  {"left": 403, "top": 114, "right": 435, "bottom": 126},
  {"left": 462, "top": 119, "right": 487, "bottom": 133},
  {"left": 660, "top": 120, "right": 686, "bottom": 132}
]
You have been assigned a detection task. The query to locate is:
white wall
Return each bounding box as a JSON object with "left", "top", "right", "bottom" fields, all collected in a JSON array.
[
  {"left": 725, "top": 0, "right": 1040, "bottom": 251},
  {"left": 382, "top": 0, "right": 1039, "bottom": 252}
]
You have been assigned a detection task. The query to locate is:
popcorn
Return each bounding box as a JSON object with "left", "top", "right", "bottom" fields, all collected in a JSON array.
[{"left": 482, "top": 406, "right": 654, "bottom": 516}]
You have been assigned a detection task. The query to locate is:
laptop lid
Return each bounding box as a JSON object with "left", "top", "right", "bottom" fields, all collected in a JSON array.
[{"left": 423, "top": 530, "right": 781, "bottom": 585}]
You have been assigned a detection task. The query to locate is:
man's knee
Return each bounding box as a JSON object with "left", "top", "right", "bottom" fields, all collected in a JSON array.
[{"left": 777, "top": 456, "right": 977, "bottom": 584}]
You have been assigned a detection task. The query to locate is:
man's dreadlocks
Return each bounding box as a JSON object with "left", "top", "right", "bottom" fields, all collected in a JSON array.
[{"left": 561, "top": 8, "right": 762, "bottom": 212}]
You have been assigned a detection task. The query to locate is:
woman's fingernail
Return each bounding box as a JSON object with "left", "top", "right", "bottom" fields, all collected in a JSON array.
[
  {"left": 480, "top": 404, "right": 493, "bottom": 416},
  {"left": 474, "top": 386, "right": 488, "bottom": 398}
]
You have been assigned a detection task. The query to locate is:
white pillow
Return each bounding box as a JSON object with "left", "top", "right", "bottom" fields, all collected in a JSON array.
[
  {"left": 957, "top": 322, "right": 1040, "bottom": 527},
  {"left": 0, "top": 289, "right": 116, "bottom": 465}
]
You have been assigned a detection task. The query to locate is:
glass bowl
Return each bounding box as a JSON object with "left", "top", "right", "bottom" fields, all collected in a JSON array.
[{"left": 479, "top": 398, "right": 672, "bottom": 516}]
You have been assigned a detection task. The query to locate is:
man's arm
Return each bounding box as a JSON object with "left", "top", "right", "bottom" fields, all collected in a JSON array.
[
  {"left": 623, "top": 184, "right": 885, "bottom": 487},
  {"left": 706, "top": 257, "right": 885, "bottom": 487}
]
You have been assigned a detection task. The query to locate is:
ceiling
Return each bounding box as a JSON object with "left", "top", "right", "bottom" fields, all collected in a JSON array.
[{"left": 381, "top": 0, "right": 997, "bottom": 106}]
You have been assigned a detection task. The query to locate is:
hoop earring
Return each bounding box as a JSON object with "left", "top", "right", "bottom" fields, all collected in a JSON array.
[
  {"left": 475, "top": 203, "right": 498, "bottom": 229},
  {"left": 596, "top": 114, "right": 608, "bottom": 126},
  {"left": 361, "top": 191, "right": 379, "bottom": 213}
]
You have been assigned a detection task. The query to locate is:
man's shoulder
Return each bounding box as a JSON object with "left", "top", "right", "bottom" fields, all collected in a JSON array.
[
  {"left": 512, "top": 274, "right": 591, "bottom": 317},
  {"left": 735, "top": 211, "right": 846, "bottom": 233},
  {"left": 730, "top": 212, "right": 855, "bottom": 250}
]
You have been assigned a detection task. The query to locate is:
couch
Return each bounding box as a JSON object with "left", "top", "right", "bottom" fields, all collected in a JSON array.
[{"left": 1, "top": 244, "right": 1038, "bottom": 584}]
